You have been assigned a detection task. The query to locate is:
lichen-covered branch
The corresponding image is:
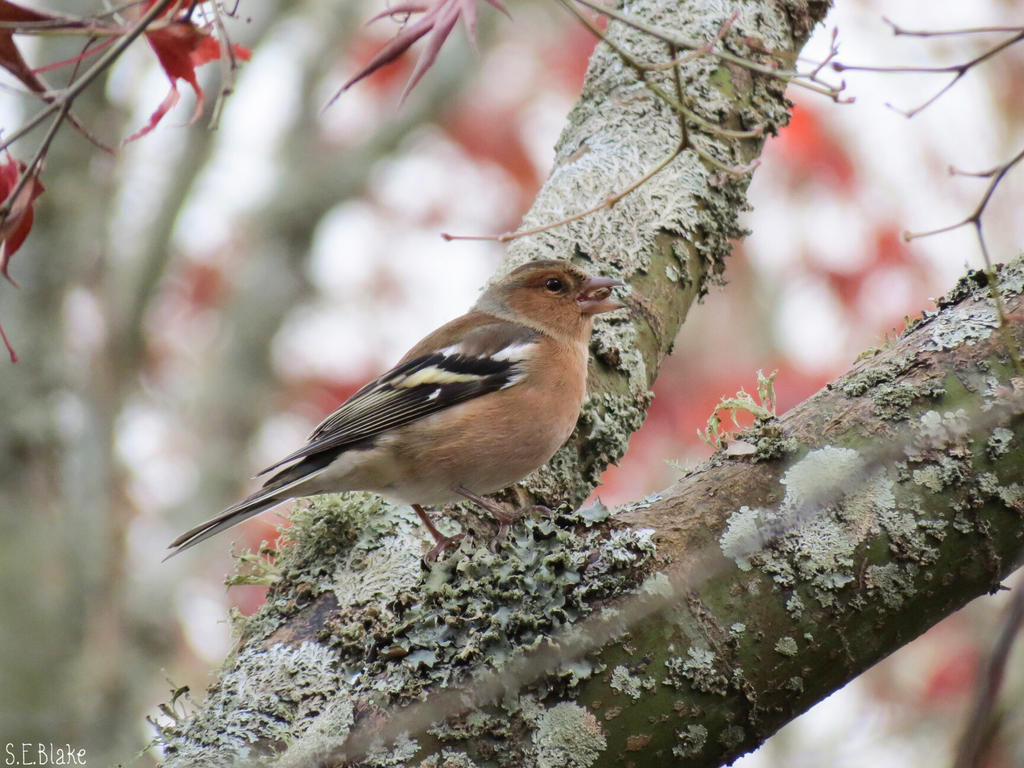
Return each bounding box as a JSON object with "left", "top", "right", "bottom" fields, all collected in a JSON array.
[
  {"left": 158, "top": 252, "right": 1024, "bottom": 766},
  {"left": 599, "top": 261, "right": 1024, "bottom": 763}
]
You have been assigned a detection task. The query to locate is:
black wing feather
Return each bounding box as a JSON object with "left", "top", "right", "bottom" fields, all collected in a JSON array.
[{"left": 256, "top": 346, "right": 529, "bottom": 477}]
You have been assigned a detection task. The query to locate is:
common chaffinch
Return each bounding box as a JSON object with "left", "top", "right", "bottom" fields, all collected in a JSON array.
[{"left": 167, "top": 260, "right": 625, "bottom": 561}]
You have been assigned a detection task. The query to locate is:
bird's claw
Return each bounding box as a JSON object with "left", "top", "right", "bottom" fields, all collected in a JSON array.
[
  {"left": 486, "top": 504, "right": 551, "bottom": 551},
  {"left": 423, "top": 532, "right": 466, "bottom": 564},
  {"left": 518, "top": 504, "right": 552, "bottom": 519}
]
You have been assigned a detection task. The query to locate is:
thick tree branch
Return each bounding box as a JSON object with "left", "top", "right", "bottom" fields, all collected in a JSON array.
[{"left": 157, "top": 258, "right": 1024, "bottom": 766}]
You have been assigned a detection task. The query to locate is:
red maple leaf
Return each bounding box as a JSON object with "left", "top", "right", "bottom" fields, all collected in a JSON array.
[
  {"left": 0, "top": 0, "right": 78, "bottom": 95},
  {"left": 127, "top": 13, "right": 251, "bottom": 142},
  {"left": 0, "top": 153, "right": 45, "bottom": 288},
  {"left": 330, "top": 0, "right": 509, "bottom": 105},
  {"left": 0, "top": 151, "right": 45, "bottom": 364}
]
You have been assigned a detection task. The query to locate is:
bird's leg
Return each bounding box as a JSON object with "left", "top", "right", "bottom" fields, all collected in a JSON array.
[
  {"left": 413, "top": 504, "right": 464, "bottom": 563},
  {"left": 454, "top": 486, "right": 547, "bottom": 551}
]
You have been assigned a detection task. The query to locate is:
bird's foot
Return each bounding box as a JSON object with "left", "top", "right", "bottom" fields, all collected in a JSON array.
[
  {"left": 518, "top": 504, "right": 553, "bottom": 519},
  {"left": 451, "top": 488, "right": 556, "bottom": 553},
  {"left": 413, "top": 504, "right": 464, "bottom": 563},
  {"left": 423, "top": 532, "right": 467, "bottom": 563},
  {"left": 486, "top": 504, "right": 551, "bottom": 551},
  {"left": 487, "top": 509, "right": 521, "bottom": 552}
]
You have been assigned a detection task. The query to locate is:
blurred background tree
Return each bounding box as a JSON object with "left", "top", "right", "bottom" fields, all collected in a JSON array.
[{"left": 0, "top": 0, "right": 1021, "bottom": 765}]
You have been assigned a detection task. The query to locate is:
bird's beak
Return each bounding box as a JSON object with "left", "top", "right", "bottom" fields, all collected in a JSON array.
[{"left": 577, "top": 275, "right": 625, "bottom": 315}]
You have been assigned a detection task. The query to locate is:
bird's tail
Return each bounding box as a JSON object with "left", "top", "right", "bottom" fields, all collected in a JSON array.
[
  {"left": 164, "top": 456, "right": 334, "bottom": 560},
  {"left": 164, "top": 495, "right": 283, "bottom": 560}
]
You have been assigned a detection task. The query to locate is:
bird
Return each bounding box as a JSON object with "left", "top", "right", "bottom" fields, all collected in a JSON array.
[{"left": 166, "top": 259, "right": 625, "bottom": 561}]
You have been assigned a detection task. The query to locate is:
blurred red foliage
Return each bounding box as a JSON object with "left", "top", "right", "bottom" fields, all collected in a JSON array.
[{"left": 775, "top": 103, "right": 856, "bottom": 190}]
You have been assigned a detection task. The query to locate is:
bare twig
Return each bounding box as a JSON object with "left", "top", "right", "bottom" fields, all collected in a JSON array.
[
  {"left": 442, "top": 4, "right": 760, "bottom": 244},
  {"left": 0, "top": 0, "right": 180, "bottom": 224},
  {"left": 208, "top": 0, "right": 243, "bottom": 130},
  {"left": 902, "top": 144, "right": 1024, "bottom": 372},
  {"left": 953, "top": 579, "right": 1024, "bottom": 768},
  {"left": 884, "top": 18, "right": 1024, "bottom": 39},
  {"left": 0, "top": 99, "right": 69, "bottom": 243},
  {"left": 441, "top": 140, "right": 687, "bottom": 243},
  {"left": 833, "top": 29, "right": 1024, "bottom": 117},
  {"left": 0, "top": 0, "right": 149, "bottom": 32},
  {"left": 559, "top": 0, "right": 763, "bottom": 140},
  {"left": 905, "top": 145, "right": 1024, "bottom": 249}
]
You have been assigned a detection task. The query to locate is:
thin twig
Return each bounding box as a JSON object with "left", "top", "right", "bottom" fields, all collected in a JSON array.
[
  {"left": 0, "top": 0, "right": 149, "bottom": 32},
  {"left": 442, "top": 141, "right": 687, "bottom": 243},
  {"left": 0, "top": 0, "right": 180, "bottom": 222},
  {"left": 0, "top": 99, "right": 69, "bottom": 240},
  {"left": 903, "top": 143, "right": 1024, "bottom": 373},
  {"left": 884, "top": 17, "right": 1024, "bottom": 38},
  {"left": 208, "top": 0, "right": 242, "bottom": 130},
  {"left": 905, "top": 145, "right": 1024, "bottom": 260},
  {"left": 953, "top": 580, "right": 1024, "bottom": 768},
  {"left": 443, "top": 2, "right": 759, "bottom": 244},
  {"left": 559, "top": 0, "right": 763, "bottom": 140},
  {"left": 833, "top": 30, "right": 1024, "bottom": 118}
]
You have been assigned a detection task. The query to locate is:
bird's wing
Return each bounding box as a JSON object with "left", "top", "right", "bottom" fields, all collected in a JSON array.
[{"left": 256, "top": 319, "right": 538, "bottom": 477}]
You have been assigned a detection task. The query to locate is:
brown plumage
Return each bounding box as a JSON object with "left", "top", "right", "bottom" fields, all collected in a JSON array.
[{"left": 167, "top": 260, "right": 624, "bottom": 560}]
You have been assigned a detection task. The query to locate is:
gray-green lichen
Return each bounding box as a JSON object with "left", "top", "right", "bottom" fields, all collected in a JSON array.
[
  {"left": 718, "top": 446, "right": 901, "bottom": 607},
  {"left": 364, "top": 735, "right": 421, "bottom": 767},
  {"left": 416, "top": 750, "right": 480, "bottom": 768},
  {"left": 533, "top": 702, "right": 607, "bottom": 768},
  {"left": 276, "top": 698, "right": 355, "bottom": 768},
  {"left": 841, "top": 356, "right": 913, "bottom": 398},
  {"left": 864, "top": 562, "right": 919, "bottom": 610},
  {"left": 987, "top": 427, "right": 1015, "bottom": 459},
  {"left": 673, "top": 724, "right": 709, "bottom": 759},
  {"left": 609, "top": 665, "right": 653, "bottom": 700},
  {"left": 935, "top": 261, "right": 1024, "bottom": 309},
  {"left": 732, "top": 418, "right": 800, "bottom": 462},
  {"left": 870, "top": 378, "right": 947, "bottom": 421},
  {"left": 978, "top": 472, "right": 1024, "bottom": 512},
  {"left": 719, "top": 505, "right": 763, "bottom": 571},
  {"left": 157, "top": 494, "right": 657, "bottom": 766},
  {"left": 907, "top": 409, "right": 972, "bottom": 458},
  {"left": 718, "top": 724, "right": 746, "bottom": 749},
  {"left": 785, "top": 593, "right": 804, "bottom": 619},
  {"left": 773, "top": 636, "right": 798, "bottom": 657},
  {"left": 640, "top": 570, "right": 674, "bottom": 598},
  {"left": 159, "top": 641, "right": 343, "bottom": 766},
  {"left": 664, "top": 647, "right": 729, "bottom": 696},
  {"left": 923, "top": 304, "right": 999, "bottom": 351}
]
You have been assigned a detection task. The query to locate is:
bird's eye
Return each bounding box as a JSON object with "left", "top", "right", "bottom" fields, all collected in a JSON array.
[{"left": 545, "top": 277, "right": 564, "bottom": 293}]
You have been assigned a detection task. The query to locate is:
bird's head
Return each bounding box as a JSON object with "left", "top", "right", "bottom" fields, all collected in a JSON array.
[{"left": 475, "top": 260, "right": 625, "bottom": 342}]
